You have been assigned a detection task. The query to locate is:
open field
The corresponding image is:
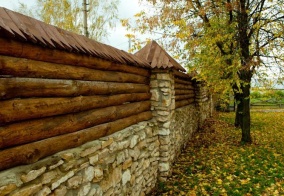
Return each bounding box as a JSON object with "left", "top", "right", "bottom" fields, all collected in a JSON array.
[{"left": 152, "top": 112, "right": 284, "bottom": 196}]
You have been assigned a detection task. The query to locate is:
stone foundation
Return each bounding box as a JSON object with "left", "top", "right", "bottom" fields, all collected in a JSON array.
[{"left": 0, "top": 121, "right": 160, "bottom": 196}]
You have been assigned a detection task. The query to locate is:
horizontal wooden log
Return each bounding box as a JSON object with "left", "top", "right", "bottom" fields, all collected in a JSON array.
[
  {"left": 0, "top": 38, "right": 150, "bottom": 77},
  {"left": 174, "top": 78, "right": 193, "bottom": 85},
  {"left": 175, "top": 83, "right": 194, "bottom": 90},
  {"left": 175, "top": 94, "right": 195, "bottom": 101},
  {"left": 175, "top": 89, "right": 194, "bottom": 95},
  {"left": 173, "top": 70, "right": 191, "bottom": 80},
  {"left": 175, "top": 99, "right": 195, "bottom": 109},
  {"left": 0, "top": 111, "right": 152, "bottom": 171},
  {"left": 107, "top": 111, "right": 152, "bottom": 135},
  {"left": 0, "top": 101, "right": 151, "bottom": 149},
  {"left": 0, "top": 93, "right": 151, "bottom": 125},
  {"left": 0, "top": 78, "right": 149, "bottom": 100},
  {"left": 0, "top": 55, "right": 149, "bottom": 83}
]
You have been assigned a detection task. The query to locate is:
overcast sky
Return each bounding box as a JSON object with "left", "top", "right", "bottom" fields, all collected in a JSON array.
[{"left": 0, "top": 0, "right": 147, "bottom": 51}]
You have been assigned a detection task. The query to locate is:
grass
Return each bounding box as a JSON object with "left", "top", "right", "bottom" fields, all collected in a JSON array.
[{"left": 152, "top": 112, "right": 284, "bottom": 196}]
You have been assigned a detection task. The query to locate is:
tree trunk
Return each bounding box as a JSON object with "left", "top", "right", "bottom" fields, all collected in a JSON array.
[
  {"left": 239, "top": 82, "right": 252, "bottom": 143},
  {"left": 237, "top": 0, "right": 253, "bottom": 144},
  {"left": 234, "top": 101, "right": 241, "bottom": 128},
  {"left": 233, "top": 86, "right": 242, "bottom": 128}
]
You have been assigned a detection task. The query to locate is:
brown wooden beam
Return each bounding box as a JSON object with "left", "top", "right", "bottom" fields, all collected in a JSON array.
[
  {"left": 0, "top": 101, "right": 151, "bottom": 149},
  {"left": 0, "top": 111, "right": 152, "bottom": 171},
  {"left": 175, "top": 89, "right": 194, "bottom": 95},
  {"left": 0, "top": 78, "right": 150, "bottom": 100},
  {"left": 175, "top": 83, "right": 194, "bottom": 90},
  {"left": 174, "top": 78, "right": 193, "bottom": 85},
  {"left": 0, "top": 93, "right": 151, "bottom": 125},
  {"left": 173, "top": 70, "right": 191, "bottom": 80},
  {"left": 175, "top": 99, "right": 195, "bottom": 109},
  {"left": 0, "top": 38, "right": 150, "bottom": 77},
  {"left": 175, "top": 94, "right": 195, "bottom": 101},
  {"left": 0, "top": 55, "right": 149, "bottom": 83}
]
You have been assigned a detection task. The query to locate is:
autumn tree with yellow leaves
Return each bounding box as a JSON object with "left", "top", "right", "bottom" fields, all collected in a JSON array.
[
  {"left": 124, "top": 0, "right": 284, "bottom": 144},
  {"left": 18, "top": 0, "right": 119, "bottom": 41}
]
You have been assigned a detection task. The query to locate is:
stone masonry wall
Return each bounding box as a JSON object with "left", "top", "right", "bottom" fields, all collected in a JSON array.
[
  {"left": 169, "top": 105, "right": 199, "bottom": 163},
  {"left": 196, "top": 83, "right": 213, "bottom": 127},
  {"left": 150, "top": 69, "right": 175, "bottom": 181},
  {"left": 0, "top": 121, "right": 160, "bottom": 196}
]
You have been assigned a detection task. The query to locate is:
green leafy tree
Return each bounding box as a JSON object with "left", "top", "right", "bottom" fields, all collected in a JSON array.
[
  {"left": 124, "top": 0, "right": 284, "bottom": 143},
  {"left": 18, "top": 0, "right": 119, "bottom": 41}
]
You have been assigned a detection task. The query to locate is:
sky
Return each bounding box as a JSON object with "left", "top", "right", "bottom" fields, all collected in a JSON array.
[{"left": 0, "top": 0, "right": 148, "bottom": 51}]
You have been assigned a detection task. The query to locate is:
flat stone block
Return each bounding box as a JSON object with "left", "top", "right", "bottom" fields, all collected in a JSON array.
[
  {"left": 159, "top": 129, "right": 170, "bottom": 136},
  {"left": 158, "top": 81, "right": 171, "bottom": 88},
  {"left": 101, "top": 138, "right": 114, "bottom": 148},
  {"left": 49, "top": 160, "right": 64, "bottom": 170},
  {"left": 80, "top": 142, "right": 102, "bottom": 157},
  {"left": 157, "top": 73, "right": 171, "bottom": 80},
  {"left": 123, "top": 158, "right": 132, "bottom": 170},
  {"left": 53, "top": 185, "right": 67, "bottom": 196},
  {"left": 78, "top": 182, "right": 91, "bottom": 196},
  {"left": 89, "top": 154, "right": 99, "bottom": 165},
  {"left": 67, "top": 176, "right": 82, "bottom": 189},
  {"left": 117, "top": 151, "right": 126, "bottom": 165},
  {"left": 150, "top": 89, "right": 160, "bottom": 101},
  {"left": 0, "top": 184, "right": 17, "bottom": 196},
  {"left": 11, "top": 184, "right": 42, "bottom": 196},
  {"left": 130, "top": 135, "right": 139, "bottom": 148},
  {"left": 51, "top": 171, "right": 74, "bottom": 190},
  {"left": 21, "top": 166, "right": 46, "bottom": 183},
  {"left": 93, "top": 167, "right": 104, "bottom": 183},
  {"left": 41, "top": 170, "right": 58, "bottom": 184},
  {"left": 36, "top": 186, "right": 51, "bottom": 196},
  {"left": 122, "top": 170, "right": 131, "bottom": 185},
  {"left": 60, "top": 153, "right": 74, "bottom": 161}
]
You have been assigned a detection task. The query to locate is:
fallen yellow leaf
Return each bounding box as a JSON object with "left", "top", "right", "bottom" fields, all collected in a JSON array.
[{"left": 217, "top": 179, "right": 223, "bottom": 184}]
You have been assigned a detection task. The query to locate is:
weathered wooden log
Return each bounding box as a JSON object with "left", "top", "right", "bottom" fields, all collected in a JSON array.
[
  {"left": 0, "top": 93, "right": 151, "bottom": 125},
  {"left": 173, "top": 70, "right": 191, "bottom": 80},
  {"left": 0, "top": 38, "right": 150, "bottom": 77},
  {"left": 0, "top": 55, "right": 149, "bottom": 83},
  {"left": 175, "top": 94, "right": 195, "bottom": 101},
  {"left": 107, "top": 111, "right": 152, "bottom": 135},
  {"left": 175, "top": 99, "right": 195, "bottom": 109},
  {"left": 0, "top": 101, "right": 151, "bottom": 149},
  {"left": 0, "top": 78, "right": 150, "bottom": 100},
  {"left": 174, "top": 78, "right": 193, "bottom": 85},
  {"left": 0, "top": 111, "right": 152, "bottom": 171},
  {"left": 175, "top": 89, "right": 194, "bottom": 95},
  {"left": 174, "top": 83, "right": 194, "bottom": 90}
]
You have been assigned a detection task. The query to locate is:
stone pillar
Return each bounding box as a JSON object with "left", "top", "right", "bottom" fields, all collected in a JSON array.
[
  {"left": 150, "top": 69, "right": 175, "bottom": 181},
  {"left": 195, "top": 81, "right": 211, "bottom": 127}
]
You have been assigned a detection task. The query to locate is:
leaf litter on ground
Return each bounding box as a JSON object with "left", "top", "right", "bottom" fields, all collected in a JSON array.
[{"left": 151, "top": 112, "right": 284, "bottom": 196}]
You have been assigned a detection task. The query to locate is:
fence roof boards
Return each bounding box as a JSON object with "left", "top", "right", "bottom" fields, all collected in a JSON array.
[
  {"left": 0, "top": 7, "right": 150, "bottom": 68},
  {"left": 135, "top": 40, "right": 186, "bottom": 72}
]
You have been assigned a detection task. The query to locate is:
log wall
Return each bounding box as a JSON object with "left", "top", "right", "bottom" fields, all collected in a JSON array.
[
  {"left": 0, "top": 50, "right": 152, "bottom": 171},
  {"left": 173, "top": 70, "right": 195, "bottom": 108},
  {"left": 0, "top": 8, "right": 213, "bottom": 195}
]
